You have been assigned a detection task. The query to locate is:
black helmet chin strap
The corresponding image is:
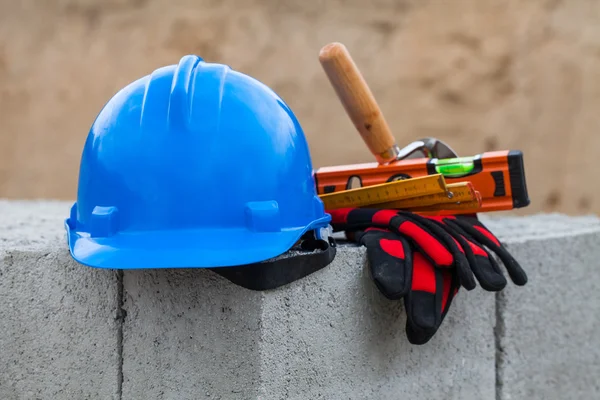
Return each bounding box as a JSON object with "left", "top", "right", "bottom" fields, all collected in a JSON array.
[{"left": 209, "top": 230, "right": 337, "bottom": 291}]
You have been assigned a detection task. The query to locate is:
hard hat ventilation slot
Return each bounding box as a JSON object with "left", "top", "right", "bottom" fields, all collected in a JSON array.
[{"left": 168, "top": 55, "right": 204, "bottom": 132}]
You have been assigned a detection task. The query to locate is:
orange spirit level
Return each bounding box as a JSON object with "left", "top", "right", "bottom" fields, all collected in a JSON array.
[{"left": 315, "top": 150, "right": 529, "bottom": 214}]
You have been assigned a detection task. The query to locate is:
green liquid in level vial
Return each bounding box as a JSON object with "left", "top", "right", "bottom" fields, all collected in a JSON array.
[{"left": 435, "top": 157, "right": 475, "bottom": 177}]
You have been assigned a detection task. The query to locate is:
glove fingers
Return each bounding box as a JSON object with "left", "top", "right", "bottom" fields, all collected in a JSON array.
[
  {"left": 359, "top": 228, "right": 413, "bottom": 300},
  {"left": 452, "top": 233, "right": 507, "bottom": 291},
  {"left": 404, "top": 252, "right": 440, "bottom": 344},
  {"left": 404, "top": 252, "right": 458, "bottom": 345},
  {"left": 469, "top": 242, "right": 508, "bottom": 291},
  {"left": 441, "top": 269, "right": 460, "bottom": 317},
  {"left": 453, "top": 217, "right": 528, "bottom": 286},
  {"left": 400, "top": 213, "right": 476, "bottom": 291},
  {"left": 389, "top": 217, "right": 454, "bottom": 267}
]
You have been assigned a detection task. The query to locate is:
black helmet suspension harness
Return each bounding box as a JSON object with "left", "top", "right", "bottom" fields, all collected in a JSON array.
[{"left": 209, "top": 226, "right": 337, "bottom": 291}]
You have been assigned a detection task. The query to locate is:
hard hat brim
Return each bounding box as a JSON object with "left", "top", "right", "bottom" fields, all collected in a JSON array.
[{"left": 64, "top": 216, "right": 331, "bottom": 270}]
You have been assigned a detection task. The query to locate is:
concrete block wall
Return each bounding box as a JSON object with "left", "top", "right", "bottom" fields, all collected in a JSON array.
[{"left": 1, "top": 200, "right": 599, "bottom": 399}]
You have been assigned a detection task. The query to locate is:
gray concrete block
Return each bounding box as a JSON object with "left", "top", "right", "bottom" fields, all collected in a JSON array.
[
  {"left": 0, "top": 201, "right": 121, "bottom": 400},
  {"left": 0, "top": 200, "right": 70, "bottom": 251},
  {"left": 122, "top": 246, "right": 495, "bottom": 400},
  {"left": 3, "top": 200, "right": 600, "bottom": 400},
  {"left": 480, "top": 212, "right": 600, "bottom": 243},
  {"left": 121, "top": 269, "right": 263, "bottom": 400},
  {"left": 259, "top": 246, "right": 496, "bottom": 400},
  {"left": 494, "top": 215, "right": 600, "bottom": 400}
]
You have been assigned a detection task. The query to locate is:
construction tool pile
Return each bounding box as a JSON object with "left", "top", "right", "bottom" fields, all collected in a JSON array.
[
  {"left": 313, "top": 42, "right": 530, "bottom": 345},
  {"left": 315, "top": 42, "right": 529, "bottom": 216},
  {"left": 64, "top": 42, "right": 531, "bottom": 347}
]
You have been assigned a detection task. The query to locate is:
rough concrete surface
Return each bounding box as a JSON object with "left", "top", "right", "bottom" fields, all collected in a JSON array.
[
  {"left": 482, "top": 214, "right": 600, "bottom": 400},
  {"left": 258, "top": 246, "right": 495, "bottom": 400},
  {"left": 121, "top": 269, "right": 263, "bottom": 400},
  {"left": 480, "top": 212, "right": 600, "bottom": 243},
  {"left": 481, "top": 213, "right": 600, "bottom": 399},
  {"left": 121, "top": 246, "right": 496, "bottom": 400},
  {"left": 0, "top": 201, "right": 121, "bottom": 399},
  {"left": 2, "top": 200, "right": 600, "bottom": 399},
  {"left": 497, "top": 231, "right": 600, "bottom": 400},
  {"left": 0, "top": 200, "right": 71, "bottom": 251},
  {"left": 3, "top": 0, "right": 600, "bottom": 217}
]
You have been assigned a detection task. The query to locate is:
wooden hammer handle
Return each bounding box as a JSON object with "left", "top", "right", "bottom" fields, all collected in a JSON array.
[{"left": 319, "top": 42, "right": 398, "bottom": 164}]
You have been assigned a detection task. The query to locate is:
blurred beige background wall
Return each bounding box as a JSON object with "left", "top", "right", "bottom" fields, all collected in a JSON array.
[{"left": 1, "top": 0, "right": 599, "bottom": 215}]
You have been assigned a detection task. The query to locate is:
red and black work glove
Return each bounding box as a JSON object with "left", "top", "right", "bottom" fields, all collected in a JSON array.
[
  {"left": 329, "top": 208, "right": 465, "bottom": 345},
  {"left": 400, "top": 213, "right": 528, "bottom": 291},
  {"left": 404, "top": 252, "right": 459, "bottom": 344},
  {"left": 329, "top": 208, "right": 477, "bottom": 291},
  {"left": 352, "top": 227, "right": 460, "bottom": 344},
  {"left": 328, "top": 207, "right": 527, "bottom": 344}
]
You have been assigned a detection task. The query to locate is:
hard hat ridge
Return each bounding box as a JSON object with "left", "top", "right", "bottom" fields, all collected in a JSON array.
[{"left": 168, "top": 55, "right": 216, "bottom": 132}]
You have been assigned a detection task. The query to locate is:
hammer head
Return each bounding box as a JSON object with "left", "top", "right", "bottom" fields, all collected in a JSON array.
[{"left": 396, "top": 138, "right": 459, "bottom": 160}]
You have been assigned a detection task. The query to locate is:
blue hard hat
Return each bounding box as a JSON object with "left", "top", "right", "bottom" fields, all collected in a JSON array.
[{"left": 65, "top": 55, "right": 331, "bottom": 269}]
